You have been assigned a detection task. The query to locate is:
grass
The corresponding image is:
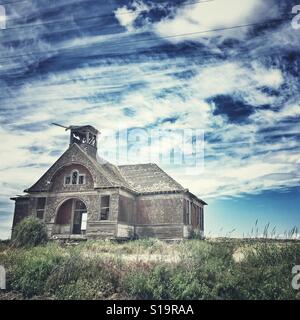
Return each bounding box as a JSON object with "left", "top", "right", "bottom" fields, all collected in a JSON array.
[{"left": 1, "top": 238, "right": 300, "bottom": 300}]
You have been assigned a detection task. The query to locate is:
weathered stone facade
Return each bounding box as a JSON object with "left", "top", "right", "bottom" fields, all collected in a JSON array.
[{"left": 11, "top": 125, "right": 206, "bottom": 240}]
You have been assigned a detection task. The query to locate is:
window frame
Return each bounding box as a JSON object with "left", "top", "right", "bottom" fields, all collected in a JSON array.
[
  {"left": 78, "top": 174, "right": 86, "bottom": 185},
  {"left": 36, "top": 197, "right": 46, "bottom": 220},
  {"left": 71, "top": 170, "right": 79, "bottom": 185},
  {"left": 64, "top": 170, "right": 86, "bottom": 186},
  {"left": 187, "top": 200, "right": 191, "bottom": 225},
  {"left": 99, "top": 195, "right": 110, "bottom": 221}
]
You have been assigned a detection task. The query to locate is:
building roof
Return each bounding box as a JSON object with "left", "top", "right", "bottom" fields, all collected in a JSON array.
[
  {"left": 117, "top": 163, "right": 185, "bottom": 194},
  {"left": 23, "top": 143, "right": 206, "bottom": 204}
]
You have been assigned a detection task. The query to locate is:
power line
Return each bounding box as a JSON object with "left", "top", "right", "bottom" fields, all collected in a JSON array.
[
  {"left": 0, "top": 48, "right": 288, "bottom": 93},
  {"left": 0, "top": 14, "right": 292, "bottom": 61},
  {"left": 0, "top": 0, "right": 110, "bottom": 6},
  {"left": 0, "top": 0, "right": 30, "bottom": 5},
  {"left": 1, "top": 0, "right": 214, "bottom": 31}
]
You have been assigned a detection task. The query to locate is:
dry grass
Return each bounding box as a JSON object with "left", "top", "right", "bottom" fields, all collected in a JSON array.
[{"left": 0, "top": 238, "right": 300, "bottom": 300}]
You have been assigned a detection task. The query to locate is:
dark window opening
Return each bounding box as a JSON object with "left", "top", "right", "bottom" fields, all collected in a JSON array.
[
  {"left": 100, "top": 195, "right": 110, "bottom": 220},
  {"left": 88, "top": 133, "right": 97, "bottom": 147},
  {"left": 65, "top": 176, "right": 71, "bottom": 185},
  {"left": 197, "top": 207, "right": 200, "bottom": 227},
  {"left": 65, "top": 171, "right": 85, "bottom": 186},
  {"left": 186, "top": 200, "right": 190, "bottom": 225},
  {"left": 71, "top": 131, "right": 87, "bottom": 144},
  {"left": 36, "top": 197, "right": 46, "bottom": 219},
  {"left": 78, "top": 175, "right": 85, "bottom": 185},
  {"left": 200, "top": 207, "right": 204, "bottom": 231},
  {"left": 72, "top": 171, "right": 78, "bottom": 185}
]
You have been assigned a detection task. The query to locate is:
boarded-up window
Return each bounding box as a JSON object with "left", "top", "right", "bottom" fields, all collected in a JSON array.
[
  {"left": 183, "top": 199, "right": 191, "bottom": 225},
  {"left": 187, "top": 200, "right": 191, "bottom": 224},
  {"left": 199, "top": 207, "right": 204, "bottom": 230},
  {"left": 36, "top": 197, "right": 46, "bottom": 219},
  {"left": 100, "top": 195, "right": 110, "bottom": 220},
  {"left": 196, "top": 206, "right": 200, "bottom": 226},
  {"left": 191, "top": 203, "right": 197, "bottom": 227}
]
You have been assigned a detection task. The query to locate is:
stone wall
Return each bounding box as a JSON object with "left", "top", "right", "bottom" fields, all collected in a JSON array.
[
  {"left": 44, "top": 188, "right": 119, "bottom": 236},
  {"left": 86, "top": 221, "right": 117, "bottom": 239},
  {"left": 12, "top": 188, "right": 205, "bottom": 240}
]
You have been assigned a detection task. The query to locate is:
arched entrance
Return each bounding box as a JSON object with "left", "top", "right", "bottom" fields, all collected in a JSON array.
[{"left": 55, "top": 198, "right": 87, "bottom": 235}]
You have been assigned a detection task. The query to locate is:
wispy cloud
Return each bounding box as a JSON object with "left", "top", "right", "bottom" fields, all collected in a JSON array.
[{"left": 0, "top": 0, "right": 299, "bottom": 238}]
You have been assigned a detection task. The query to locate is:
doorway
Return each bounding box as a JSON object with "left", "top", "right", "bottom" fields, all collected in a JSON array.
[{"left": 55, "top": 198, "right": 87, "bottom": 235}]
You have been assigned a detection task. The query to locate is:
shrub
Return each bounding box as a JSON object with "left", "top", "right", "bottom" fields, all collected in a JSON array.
[
  {"left": 123, "top": 264, "right": 171, "bottom": 299},
  {"left": 1, "top": 239, "right": 300, "bottom": 300},
  {"left": 12, "top": 216, "right": 48, "bottom": 248},
  {"left": 190, "top": 230, "right": 204, "bottom": 240},
  {"left": 6, "top": 243, "right": 65, "bottom": 297},
  {"left": 45, "top": 251, "right": 121, "bottom": 299}
]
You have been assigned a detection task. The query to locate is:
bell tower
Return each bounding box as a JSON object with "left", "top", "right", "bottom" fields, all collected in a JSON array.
[{"left": 69, "top": 125, "right": 99, "bottom": 158}]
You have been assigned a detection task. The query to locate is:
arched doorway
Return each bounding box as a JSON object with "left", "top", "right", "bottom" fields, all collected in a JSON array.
[{"left": 55, "top": 198, "right": 87, "bottom": 235}]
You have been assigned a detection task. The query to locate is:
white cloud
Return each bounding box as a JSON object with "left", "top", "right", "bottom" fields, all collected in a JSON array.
[
  {"left": 153, "top": 0, "right": 275, "bottom": 42},
  {"left": 114, "top": 1, "right": 150, "bottom": 32}
]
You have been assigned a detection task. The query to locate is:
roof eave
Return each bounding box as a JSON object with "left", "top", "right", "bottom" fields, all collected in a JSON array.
[{"left": 186, "top": 190, "right": 208, "bottom": 205}]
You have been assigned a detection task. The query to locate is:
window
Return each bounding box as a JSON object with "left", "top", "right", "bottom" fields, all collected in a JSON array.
[
  {"left": 73, "top": 200, "right": 87, "bottom": 235},
  {"left": 65, "top": 176, "right": 71, "bottom": 185},
  {"left": 78, "top": 175, "right": 85, "bottom": 185},
  {"left": 36, "top": 197, "right": 46, "bottom": 219},
  {"left": 199, "top": 207, "right": 204, "bottom": 230},
  {"left": 71, "top": 131, "right": 87, "bottom": 144},
  {"left": 65, "top": 170, "right": 85, "bottom": 186},
  {"left": 186, "top": 200, "right": 191, "bottom": 225},
  {"left": 100, "top": 195, "right": 110, "bottom": 220},
  {"left": 196, "top": 206, "right": 199, "bottom": 226},
  {"left": 72, "top": 171, "right": 78, "bottom": 185},
  {"left": 183, "top": 199, "right": 190, "bottom": 225},
  {"left": 88, "top": 133, "right": 96, "bottom": 147}
]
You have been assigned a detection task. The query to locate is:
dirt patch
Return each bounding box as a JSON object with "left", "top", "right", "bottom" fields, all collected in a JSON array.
[{"left": 82, "top": 251, "right": 181, "bottom": 263}]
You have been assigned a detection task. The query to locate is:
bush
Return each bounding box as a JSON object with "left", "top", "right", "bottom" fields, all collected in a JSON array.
[
  {"left": 45, "top": 251, "right": 120, "bottom": 299},
  {"left": 1, "top": 239, "right": 299, "bottom": 300},
  {"left": 12, "top": 216, "right": 48, "bottom": 248},
  {"left": 5, "top": 243, "right": 65, "bottom": 297}
]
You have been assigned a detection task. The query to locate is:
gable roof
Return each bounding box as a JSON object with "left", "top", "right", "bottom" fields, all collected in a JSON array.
[
  {"left": 24, "top": 143, "right": 206, "bottom": 204},
  {"left": 117, "top": 163, "right": 185, "bottom": 194},
  {"left": 26, "top": 143, "right": 128, "bottom": 192}
]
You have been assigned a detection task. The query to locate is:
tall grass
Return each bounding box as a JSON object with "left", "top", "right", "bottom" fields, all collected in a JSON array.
[{"left": 0, "top": 239, "right": 299, "bottom": 300}]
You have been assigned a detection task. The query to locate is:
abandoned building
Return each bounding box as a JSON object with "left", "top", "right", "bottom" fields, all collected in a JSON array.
[{"left": 11, "top": 125, "right": 207, "bottom": 240}]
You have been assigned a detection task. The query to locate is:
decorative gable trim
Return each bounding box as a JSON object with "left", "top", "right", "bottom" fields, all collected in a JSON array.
[{"left": 25, "top": 144, "right": 112, "bottom": 193}]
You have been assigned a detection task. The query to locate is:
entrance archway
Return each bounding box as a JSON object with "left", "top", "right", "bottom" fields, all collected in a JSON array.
[{"left": 55, "top": 198, "right": 87, "bottom": 235}]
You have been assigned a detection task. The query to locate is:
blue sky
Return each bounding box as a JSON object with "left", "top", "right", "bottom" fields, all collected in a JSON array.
[{"left": 0, "top": 0, "right": 300, "bottom": 239}]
